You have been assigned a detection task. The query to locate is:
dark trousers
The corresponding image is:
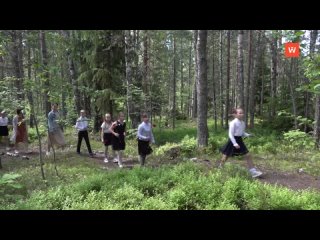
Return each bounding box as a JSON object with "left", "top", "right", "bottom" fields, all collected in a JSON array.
[
  {"left": 139, "top": 155, "right": 146, "bottom": 166},
  {"left": 77, "top": 130, "right": 92, "bottom": 154}
]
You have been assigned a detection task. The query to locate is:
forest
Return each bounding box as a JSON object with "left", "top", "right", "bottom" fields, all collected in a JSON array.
[{"left": 1, "top": 30, "right": 320, "bottom": 210}]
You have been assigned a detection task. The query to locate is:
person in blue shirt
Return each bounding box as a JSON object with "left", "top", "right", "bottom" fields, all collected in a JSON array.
[{"left": 47, "top": 103, "right": 66, "bottom": 156}]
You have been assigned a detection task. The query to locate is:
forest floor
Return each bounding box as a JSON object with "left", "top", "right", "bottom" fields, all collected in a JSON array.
[
  {"left": 2, "top": 119, "right": 320, "bottom": 197},
  {"left": 2, "top": 145, "right": 320, "bottom": 192}
]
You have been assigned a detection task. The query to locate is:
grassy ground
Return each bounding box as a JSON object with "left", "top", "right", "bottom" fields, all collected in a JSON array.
[{"left": 1, "top": 119, "right": 320, "bottom": 209}]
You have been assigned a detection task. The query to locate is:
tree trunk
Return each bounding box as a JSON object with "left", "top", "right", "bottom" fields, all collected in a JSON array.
[
  {"left": 311, "top": 30, "right": 320, "bottom": 145},
  {"left": 259, "top": 49, "right": 265, "bottom": 116},
  {"left": 225, "top": 30, "right": 231, "bottom": 128},
  {"left": 188, "top": 38, "right": 192, "bottom": 118},
  {"left": 0, "top": 55, "right": 3, "bottom": 80},
  {"left": 212, "top": 32, "right": 217, "bottom": 131},
  {"left": 237, "top": 30, "right": 244, "bottom": 108},
  {"left": 232, "top": 57, "right": 236, "bottom": 110},
  {"left": 125, "top": 30, "right": 140, "bottom": 129},
  {"left": 60, "top": 62, "right": 67, "bottom": 120},
  {"left": 39, "top": 30, "right": 51, "bottom": 116},
  {"left": 61, "top": 30, "right": 81, "bottom": 115},
  {"left": 180, "top": 37, "right": 184, "bottom": 114},
  {"left": 245, "top": 30, "right": 253, "bottom": 127},
  {"left": 302, "top": 29, "right": 310, "bottom": 132},
  {"left": 310, "top": 30, "right": 318, "bottom": 55},
  {"left": 143, "top": 30, "right": 151, "bottom": 114},
  {"left": 192, "top": 30, "right": 198, "bottom": 119},
  {"left": 288, "top": 58, "right": 298, "bottom": 129},
  {"left": 0, "top": 57, "right": 3, "bottom": 82},
  {"left": 315, "top": 96, "right": 320, "bottom": 147},
  {"left": 219, "top": 31, "right": 224, "bottom": 128},
  {"left": 270, "top": 33, "right": 278, "bottom": 118},
  {"left": 197, "top": 30, "right": 208, "bottom": 147},
  {"left": 249, "top": 31, "right": 262, "bottom": 128},
  {"left": 26, "top": 36, "right": 34, "bottom": 128},
  {"left": 9, "top": 30, "right": 24, "bottom": 100},
  {"left": 172, "top": 34, "right": 177, "bottom": 130}
]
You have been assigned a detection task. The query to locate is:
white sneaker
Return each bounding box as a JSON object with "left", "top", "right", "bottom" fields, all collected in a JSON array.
[
  {"left": 14, "top": 150, "right": 19, "bottom": 154},
  {"left": 118, "top": 164, "right": 123, "bottom": 168},
  {"left": 250, "top": 168, "right": 263, "bottom": 178},
  {"left": 113, "top": 158, "right": 118, "bottom": 163},
  {"left": 104, "top": 158, "right": 109, "bottom": 163}
]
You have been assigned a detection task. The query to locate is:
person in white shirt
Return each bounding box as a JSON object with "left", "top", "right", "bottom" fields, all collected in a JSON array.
[
  {"left": 100, "top": 113, "right": 115, "bottom": 163},
  {"left": 75, "top": 110, "right": 93, "bottom": 157},
  {"left": 219, "top": 108, "right": 263, "bottom": 178},
  {"left": 137, "top": 113, "right": 155, "bottom": 166},
  {"left": 0, "top": 110, "right": 9, "bottom": 149}
]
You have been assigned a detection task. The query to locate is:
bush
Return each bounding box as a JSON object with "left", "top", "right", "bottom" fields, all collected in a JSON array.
[
  {"left": 8, "top": 159, "right": 320, "bottom": 210},
  {"left": 154, "top": 142, "right": 181, "bottom": 158},
  {"left": 208, "top": 136, "right": 226, "bottom": 153},
  {"left": 220, "top": 177, "right": 250, "bottom": 209},
  {"left": 141, "top": 197, "right": 175, "bottom": 210},
  {"left": 111, "top": 184, "right": 144, "bottom": 209},
  {"left": 176, "top": 112, "right": 187, "bottom": 120},
  {"left": 283, "top": 130, "right": 314, "bottom": 151},
  {"left": 180, "top": 135, "right": 197, "bottom": 156},
  {"left": 28, "top": 124, "right": 47, "bottom": 142},
  {"left": 0, "top": 173, "right": 23, "bottom": 203},
  {"left": 261, "top": 111, "right": 293, "bottom": 132},
  {"left": 21, "top": 187, "right": 67, "bottom": 209}
]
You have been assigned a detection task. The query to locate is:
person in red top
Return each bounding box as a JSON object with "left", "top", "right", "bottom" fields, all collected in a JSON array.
[{"left": 11, "top": 109, "right": 29, "bottom": 154}]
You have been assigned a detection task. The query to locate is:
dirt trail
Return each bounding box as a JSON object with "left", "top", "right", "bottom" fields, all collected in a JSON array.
[{"left": 2, "top": 148, "right": 319, "bottom": 192}]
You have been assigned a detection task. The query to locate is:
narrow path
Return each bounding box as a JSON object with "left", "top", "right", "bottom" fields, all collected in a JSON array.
[{"left": 2, "top": 146, "right": 320, "bottom": 192}]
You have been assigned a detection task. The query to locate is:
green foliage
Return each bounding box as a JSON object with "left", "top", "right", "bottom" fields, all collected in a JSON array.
[
  {"left": 263, "top": 110, "right": 313, "bottom": 132},
  {"left": 180, "top": 135, "right": 197, "bottom": 156},
  {"left": 153, "top": 120, "right": 197, "bottom": 145},
  {"left": 0, "top": 173, "right": 23, "bottom": 203},
  {"left": 208, "top": 135, "right": 226, "bottom": 153},
  {"left": 0, "top": 173, "right": 22, "bottom": 190},
  {"left": 126, "top": 128, "right": 138, "bottom": 140},
  {"left": 302, "top": 54, "right": 320, "bottom": 94},
  {"left": 261, "top": 110, "right": 293, "bottom": 132},
  {"left": 3, "top": 153, "right": 320, "bottom": 210},
  {"left": 28, "top": 124, "right": 47, "bottom": 142},
  {"left": 2, "top": 120, "right": 320, "bottom": 210},
  {"left": 153, "top": 141, "right": 177, "bottom": 154},
  {"left": 153, "top": 134, "right": 196, "bottom": 158},
  {"left": 283, "top": 129, "right": 314, "bottom": 150},
  {"left": 175, "top": 111, "right": 187, "bottom": 120},
  {"left": 296, "top": 116, "right": 313, "bottom": 130},
  {"left": 111, "top": 184, "right": 145, "bottom": 209},
  {"left": 0, "top": 77, "right": 28, "bottom": 114}
]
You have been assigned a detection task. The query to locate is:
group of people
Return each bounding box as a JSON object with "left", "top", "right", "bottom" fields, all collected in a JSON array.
[
  {"left": 0, "top": 109, "right": 30, "bottom": 154},
  {"left": 46, "top": 103, "right": 155, "bottom": 168},
  {"left": 1, "top": 103, "right": 263, "bottom": 178}
]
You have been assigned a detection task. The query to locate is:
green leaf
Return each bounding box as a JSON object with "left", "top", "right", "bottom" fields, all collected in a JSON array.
[
  {"left": 314, "top": 84, "right": 320, "bottom": 92},
  {"left": 1, "top": 173, "right": 21, "bottom": 181},
  {"left": 295, "top": 31, "right": 305, "bottom": 37}
]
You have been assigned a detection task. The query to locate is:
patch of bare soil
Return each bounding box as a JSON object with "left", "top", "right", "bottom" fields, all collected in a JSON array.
[{"left": 257, "top": 167, "right": 320, "bottom": 191}]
